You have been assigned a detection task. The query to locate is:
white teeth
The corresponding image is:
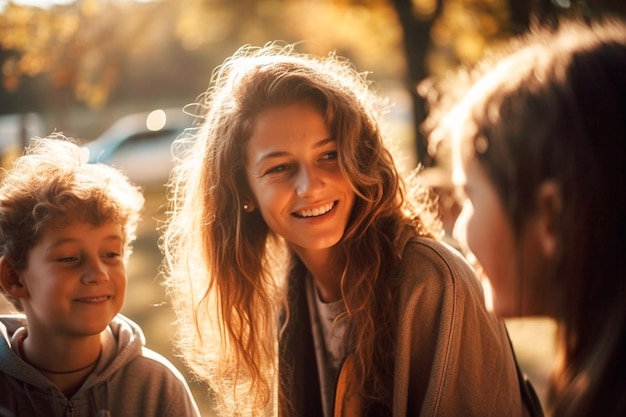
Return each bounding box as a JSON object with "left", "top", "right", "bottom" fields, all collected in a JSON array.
[
  {"left": 79, "top": 296, "right": 109, "bottom": 302},
  {"left": 298, "top": 202, "right": 334, "bottom": 218}
]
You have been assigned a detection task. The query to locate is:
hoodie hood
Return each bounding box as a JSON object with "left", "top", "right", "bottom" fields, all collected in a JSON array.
[
  {"left": 0, "top": 314, "right": 145, "bottom": 387},
  {"left": 0, "top": 314, "right": 146, "bottom": 416},
  {"left": 0, "top": 314, "right": 51, "bottom": 391},
  {"left": 83, "top": 314, "right": 145, "bottom": 389}
]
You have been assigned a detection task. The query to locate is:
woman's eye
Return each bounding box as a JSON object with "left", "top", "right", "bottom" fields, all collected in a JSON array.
[
  {"left": 266, "top": 164, "right": 290, "bottom": 175},
  {"left": 320, "top": 151, "right": 337, "bottom": 161}
]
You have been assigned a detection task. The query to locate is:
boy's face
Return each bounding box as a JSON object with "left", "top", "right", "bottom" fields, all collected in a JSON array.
[{"left": 16, "top": 220, "right": 127, "bottom": 338}]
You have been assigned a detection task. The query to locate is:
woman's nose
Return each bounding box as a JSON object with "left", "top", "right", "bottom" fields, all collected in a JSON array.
[{"left": 295, "top": 165, "right": 324, "bottom": 197}]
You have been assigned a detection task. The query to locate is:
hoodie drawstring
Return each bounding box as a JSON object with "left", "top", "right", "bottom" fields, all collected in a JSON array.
[{"left": 89, "top": 380, "right": 111, "bottom": 417}]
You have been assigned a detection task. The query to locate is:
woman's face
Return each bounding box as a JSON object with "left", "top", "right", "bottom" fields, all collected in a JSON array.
[
  {"left": 453, "top": 157, "right": 552, "bottom": 318},
  {"left": 245, "top": 101, "right": 355, "bottom": 258}
]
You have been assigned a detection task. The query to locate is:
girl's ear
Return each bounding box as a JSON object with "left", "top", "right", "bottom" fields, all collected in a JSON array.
[
  {"left": 534, "top": 181, "right": 562, "bottom": 259},
  {"left": 0, "top": 257, "right": 28, "bottom": 298}
]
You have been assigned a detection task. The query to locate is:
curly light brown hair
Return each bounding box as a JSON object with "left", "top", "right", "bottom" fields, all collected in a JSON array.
[
  {"left": 162, "top": 43, "right": 440, "bottom": 416},
  {"left": 0, "top": 134, "right": 144, "bottom": 310}
]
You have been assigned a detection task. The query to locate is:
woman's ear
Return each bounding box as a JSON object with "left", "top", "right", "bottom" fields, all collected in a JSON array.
[
  {"left": 534, "top": 181, "right": 562, "bottom": 259},
  {"left": 241, "top": 193, "right": 258, "bottom": 213},
  {"left": 0, "top": 257, "right": 28, "bottom": 298},
  {"left": 242, "top": 201, "right": 256, "bottom": 213}
]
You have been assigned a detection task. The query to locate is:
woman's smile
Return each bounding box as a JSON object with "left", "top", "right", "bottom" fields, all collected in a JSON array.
[
  {"left": 246, "top": 101, "right": 355, "bottom": 253},
  {"left": 293, "top": 201, "right": 336, "bottom": 218}
]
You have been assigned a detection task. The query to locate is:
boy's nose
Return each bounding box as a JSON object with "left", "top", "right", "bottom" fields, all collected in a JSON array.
[{"left": 81, "top": 261, "right": 109, "bottom": 285}]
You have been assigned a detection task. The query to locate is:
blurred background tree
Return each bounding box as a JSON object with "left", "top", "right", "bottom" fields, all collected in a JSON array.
[{"left": 1, "top": 0, "right": 625, "bottom": 162}]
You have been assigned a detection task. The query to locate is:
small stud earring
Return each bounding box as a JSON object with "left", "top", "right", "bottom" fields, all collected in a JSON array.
[{"left": 243, "top": 203, "right": 249, "bottom": 211}]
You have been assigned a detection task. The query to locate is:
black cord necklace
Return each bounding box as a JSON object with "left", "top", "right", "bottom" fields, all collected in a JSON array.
[{"left": 17, "top": 334, "right": 101, "bottom": 375}]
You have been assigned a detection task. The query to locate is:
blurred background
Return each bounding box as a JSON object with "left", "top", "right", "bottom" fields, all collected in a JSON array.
[{"left": 1, "top": 0, "right": 625, "bottom": 415}]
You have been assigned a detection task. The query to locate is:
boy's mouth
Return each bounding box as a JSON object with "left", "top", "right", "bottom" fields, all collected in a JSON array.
[{"left": 75, "top": 295, "right": 111, "bottom": 303}]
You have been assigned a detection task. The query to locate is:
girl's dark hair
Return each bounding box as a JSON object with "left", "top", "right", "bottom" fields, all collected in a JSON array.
[{"left": 426, "top": 18, "right": 626, "bottom": 417}]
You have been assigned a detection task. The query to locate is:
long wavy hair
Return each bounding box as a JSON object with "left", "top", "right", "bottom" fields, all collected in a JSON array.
[
  {"left": 426, "top": 18, "right": 626, "bottom": 417},
  {"left": 162, "top": 43, "right": 440, "bottom": 416}
]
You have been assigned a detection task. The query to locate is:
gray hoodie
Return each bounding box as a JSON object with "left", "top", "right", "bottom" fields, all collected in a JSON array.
[{"left": 0, "top": 314, "right": 201, "bottom": 417}]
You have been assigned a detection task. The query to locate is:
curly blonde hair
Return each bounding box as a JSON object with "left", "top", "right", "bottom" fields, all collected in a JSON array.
[{"left": 0, "top": 133, "right": 144, "bottom": 310}]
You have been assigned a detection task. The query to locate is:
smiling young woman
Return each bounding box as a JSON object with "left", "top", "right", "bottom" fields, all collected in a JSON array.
[{"left": 162, "top": 43, "right": 537, "bottom": 417}]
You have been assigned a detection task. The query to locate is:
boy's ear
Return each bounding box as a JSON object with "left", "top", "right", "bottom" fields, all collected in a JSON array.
[
  {"left": 534, "top": 180, "right": 562, "bottom": 259},
  {"left": 0, "top": 257, "right": 28, "bottom": 298}
]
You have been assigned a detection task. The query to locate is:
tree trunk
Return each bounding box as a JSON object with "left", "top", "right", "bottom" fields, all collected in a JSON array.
[{"left": 390, "top": 0, "right": 444, "bottom": 168}]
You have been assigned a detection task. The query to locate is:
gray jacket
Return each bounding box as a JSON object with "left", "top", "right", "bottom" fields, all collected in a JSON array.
[{"left": 0, "top": 314, "right": 200, "bottom": 417}]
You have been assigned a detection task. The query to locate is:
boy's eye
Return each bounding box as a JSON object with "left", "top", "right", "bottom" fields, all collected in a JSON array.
[
  {"left": 57, "top": 256, "right": 78, "bottom": 263},
  {"left": 103, "top": 252, "right": 121, "bottom": 259}
]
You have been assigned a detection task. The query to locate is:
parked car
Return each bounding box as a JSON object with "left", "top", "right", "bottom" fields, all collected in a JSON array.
[{"left": 84, "top": 108, "right": 195, "bottom": 188}]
